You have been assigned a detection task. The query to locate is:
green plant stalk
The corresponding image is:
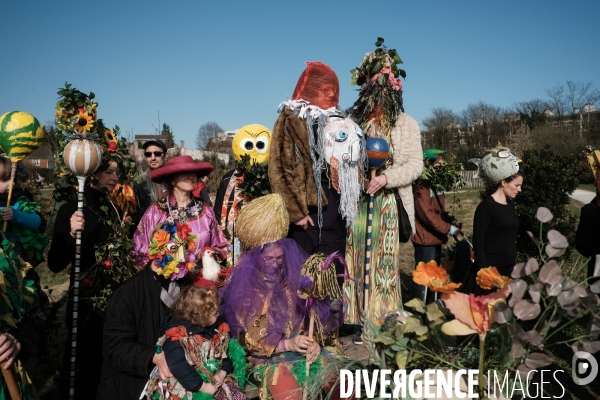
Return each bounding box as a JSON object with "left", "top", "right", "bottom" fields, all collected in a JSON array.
[
  {"left": 479, "top": 334, "right": 486, "bottom": 397},
  {"left": 545, "top": 309, "right": 596, "bottom": 341}
]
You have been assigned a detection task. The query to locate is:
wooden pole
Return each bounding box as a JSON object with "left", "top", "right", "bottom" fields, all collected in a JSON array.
[
  {"left": 0, "top": 362, "right": 22, "bottom": 400},
  {"left": 69, "top": 176, "right": 87, "bottom": 400},
  {"left": 2, "top": 163, "right": 17, "bottom": 231},
  {"left": 303, "top": 310, "right": 315, "bottom": 400},
  {"left": 364, "top": 169, "right": 376, "bottom": 314}
]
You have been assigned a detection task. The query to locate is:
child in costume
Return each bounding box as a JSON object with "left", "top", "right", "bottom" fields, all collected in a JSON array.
[
  {"left": 0, "top": 156, "right": 48, "bottom": 265},
  {"left": 145, "top": 285, "right": 248, "bottom": 400}
]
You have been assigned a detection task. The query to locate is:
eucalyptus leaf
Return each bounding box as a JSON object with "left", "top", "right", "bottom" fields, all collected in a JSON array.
[
  {"left": 582, "top": 341, "right": 600, "bottom": 354},
  {"left": 511, "top": 263, "right": 526, "bottom": 278},
  {"left": 547, "top": 229, "right": 569, "bottom": 249},
  {"left": 572, "top": 341, "right": 584, "bottom": 354},
  {"left": 536, "top": 207, "right": 553, "bottom": 222},
  {"left": 513, "top": 300, "right": 541, "bottom": 320},
  {"left": 546, "top": 283, "right": 562, "bottom": 297},
  {"left": 524, "top": 330, "right": 543, "bottom": 347},
  {"left": 494, "top": 302, "right": 513, "bottom": 324},
  {"left": 525, "top": 352, "right": 552, "bottom": 369},
  {"left": 590, "top": 280, "right": 600, "bottom": 294},
  {"left": 526, "top": 231, "right": 542, "bottom": 246},
  {"left": 529, "top": 283, "right": 543, "bottom": 303},
  {"left": 539, "top": 260, "right": 563, "bottom": 285},
  {"left": 373, "top": 332, "right": 396, "bottom": 345},
  {"left": 510, "top": 342, "right": 525, "bottom": 359},
  {"left": 557, "top": 291, "right": 581, "bottom": 310},
  {"left": 545, "top": 244, "right": 566, "bottom": 258},
  {"left": 587, "top": 312, "right": 600, "bottom": 337},
  {"left": 524, "top": 258, "right": 539, "bottom": 276},
  {"left": 508, "top": 279, "right": 528, "bottom": 307},
  {"left": 426, "top": 303, "right": 444, "bottom": 322}
]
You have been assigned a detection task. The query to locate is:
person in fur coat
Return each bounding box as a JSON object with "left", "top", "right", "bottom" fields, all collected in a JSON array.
[{"left": 344, "top": 39, "right": 423, "bottom": 334}]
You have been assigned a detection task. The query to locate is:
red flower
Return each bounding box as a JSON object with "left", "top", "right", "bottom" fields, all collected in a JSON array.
[
  {"left": 104, "top": 260, "right": 113, "bottom": 269},
  {"left": 108, "top": 142, "right": 117, "bottom": 152},
  {"left": 176, "top": 222, "right": 192, "bottom": 240},
  {"left": 81, "top": 278, "right": 93, "bottom": 288},
  {"left": 124, "top": 215, "right": 132, "bottom": 222}
]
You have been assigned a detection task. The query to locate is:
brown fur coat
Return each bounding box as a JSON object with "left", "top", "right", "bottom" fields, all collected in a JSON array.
[{"left": 268, "top": 108, "right": 328, "bottom": 223}]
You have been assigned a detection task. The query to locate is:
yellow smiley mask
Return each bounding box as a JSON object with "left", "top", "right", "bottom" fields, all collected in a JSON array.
[{"left": 232, "top": 124, "right": 271, "bottom": 164}]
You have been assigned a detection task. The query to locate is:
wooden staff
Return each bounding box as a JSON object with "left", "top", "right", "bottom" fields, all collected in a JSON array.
[
  {"left": 0, "top": 361, "right": 22, "bottom": 400},
  {"left": 303, "top": 309, "right": 315, "bottom": 400},
  {"left": 68, "top": 175, "right": 87, "bottom": 400},
  {"left": 363, "top": 169, "right": 377, "bottom": 312},
  {"left": 2, "top": 163, "right": 17, "bottom": 231}
]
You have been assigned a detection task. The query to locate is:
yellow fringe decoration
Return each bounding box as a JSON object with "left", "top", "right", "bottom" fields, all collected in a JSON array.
[{"left": 236, "top": 194, "right": 289, "bottom": 250}]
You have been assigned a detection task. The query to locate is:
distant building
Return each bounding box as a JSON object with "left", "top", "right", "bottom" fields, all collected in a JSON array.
[
  {"left": 22, "top": 143, "right": 54, "bottom": 169},
  {"left": 206, "top": 129, "right": 237, "bottom": 158},
  {"left": 180, "top": 140, "right": 230, "bottom": 165}
]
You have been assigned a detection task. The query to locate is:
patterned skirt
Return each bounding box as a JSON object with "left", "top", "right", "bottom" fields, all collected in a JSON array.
[{"left": 343, "top": 189, "right": 403, "bottom": 324}]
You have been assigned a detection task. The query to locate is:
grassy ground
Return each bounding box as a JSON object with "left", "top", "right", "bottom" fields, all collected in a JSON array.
[
  {"left": 578, "top": 183, "right": 597, "bottom": 192},
  {"left": 30, "top": 188, "right": 599, "bottom": 399}
]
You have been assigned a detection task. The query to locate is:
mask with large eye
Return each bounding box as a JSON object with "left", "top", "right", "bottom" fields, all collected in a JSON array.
[
  {"left": 324, "top": 117, "right": 364, "bottom": 165},
  {"left": 232, "top": 124, "right": 272, "bottom": 164}
]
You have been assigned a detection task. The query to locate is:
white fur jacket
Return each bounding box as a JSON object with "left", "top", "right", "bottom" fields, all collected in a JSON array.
[{"left": 379, "top": 113, "right": 423, "bottom": 233}]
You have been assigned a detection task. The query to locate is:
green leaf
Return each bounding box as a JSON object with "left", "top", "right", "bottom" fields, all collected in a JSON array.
[
  {"left": 377, "top": 75, "right": 385, "bottom": 86},
  {"left": 398, "top": 69, "right": 407, "bottom": 79},
  {"left": 373, "top": 332, "right": 396, "bottom": 345},
  {"left": 395, "top": 349, "right": 409, "bottom": 369},
  {"left": 426, "top": 303, "right": 445, "bottom": 322},
  {"left": 375, "top": 37, "right": 384, "bottom": 47},
  {"left": 404, "top": 316, "right": 428, "bottom": 336},
  {"left": 371, "top": 61, "right": 383, "bottom": 75},
  {"left": 405, "top": 298, "right": 426, "bottom": 313},
  {"left": 393, "top": 54, "right": 403, "bottom": 64}
]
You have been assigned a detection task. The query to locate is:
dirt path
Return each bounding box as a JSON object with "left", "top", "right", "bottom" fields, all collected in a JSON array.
[{"left": 570, "top": 189, "right": 596, "bottom": 204}]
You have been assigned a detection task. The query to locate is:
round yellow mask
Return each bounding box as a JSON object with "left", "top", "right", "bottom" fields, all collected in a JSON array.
[{"left": 232, "top": 124, "right": 271, "bottom": 164}]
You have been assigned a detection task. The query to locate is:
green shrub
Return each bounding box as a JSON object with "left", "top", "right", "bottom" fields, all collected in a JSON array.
[{"left": 515, "top": 146, "right": 579, "bottom": 259}]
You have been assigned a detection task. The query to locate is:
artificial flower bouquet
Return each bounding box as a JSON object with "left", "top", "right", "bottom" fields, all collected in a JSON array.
[{"left": 363, "top": 207, "right": 600, "bottom": 398}]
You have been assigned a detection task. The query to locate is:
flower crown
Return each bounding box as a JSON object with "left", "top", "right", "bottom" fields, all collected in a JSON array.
[
  {"left": 54, "top": 83, "right": 136, "bottom": 186},
  {"left": 350, "top": 38, "right": 406, "bottom": 133},
  {"left": 148, "top": 221, "right": 198, "bottom": 280}
]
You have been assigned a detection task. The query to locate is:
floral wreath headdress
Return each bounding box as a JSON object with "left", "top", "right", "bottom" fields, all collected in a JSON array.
[
  {"left": 54, "top": 83, "right": 137, "bottom": 207},
  {"left": 350, "top": 37, "right": 406, "bottom": 135},
  {"left": 148, "top": 220, "right": 199, "bottom": 280}
]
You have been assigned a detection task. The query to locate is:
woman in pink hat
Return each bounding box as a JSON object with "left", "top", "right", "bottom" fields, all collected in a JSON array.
[
  {"left": 99, "top": 156, "right": 229, "bottom": 400},
  {"left": 131, "top": 155, "right": 228, "bottom": 284}
]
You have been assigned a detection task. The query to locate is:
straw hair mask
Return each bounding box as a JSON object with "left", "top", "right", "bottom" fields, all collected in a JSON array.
[{"left": 236, "top": 193, "right": 289, "bottom": 250}]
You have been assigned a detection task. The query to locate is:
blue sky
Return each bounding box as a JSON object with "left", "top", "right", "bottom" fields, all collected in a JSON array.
[{"left": 1, "top": 0, "right": 599, "bottom": 148}]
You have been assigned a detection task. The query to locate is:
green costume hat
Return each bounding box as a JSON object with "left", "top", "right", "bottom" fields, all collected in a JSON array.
[{"left": 423, "top": 148, "right": 447, "bottom": 161}]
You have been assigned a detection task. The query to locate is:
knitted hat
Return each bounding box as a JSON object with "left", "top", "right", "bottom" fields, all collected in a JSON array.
[
  {"left": 235, "top": 194, "right": 289, "bottom": 250},
  {"left": 469, "top": 146, "right": 520, "bottom": 185},
  {"left": 292, "top": 62, "right": 339, "bottom": 110}
]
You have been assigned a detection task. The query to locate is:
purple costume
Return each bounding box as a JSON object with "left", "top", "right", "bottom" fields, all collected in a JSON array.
[{"left": 132, "top": 196, "right": 227, "bottom": 268}]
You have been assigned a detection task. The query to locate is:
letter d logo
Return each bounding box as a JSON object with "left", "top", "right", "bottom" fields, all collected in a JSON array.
[{"left": 572, "top": 351, "right": 598, "bottom": 386}]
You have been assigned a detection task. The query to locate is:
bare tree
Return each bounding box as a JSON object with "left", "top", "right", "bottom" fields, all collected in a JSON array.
[
  {"left": 422, "top": 107, "right": 459, "bottom": 150},
  {"left": 565, "top": 80, "right": 600, "bottom": 112},
  {"left": 462, "top": 101, "right": 504, "bottom": 148},
  {"left": 196, "top": 122, "right": 223, "bottom": 150},
  {"left": 506, "top": 123, "right": 533, "bottom": 158},
  {"left": 512, "top": 99, "right": 550, "bottom": 129}
]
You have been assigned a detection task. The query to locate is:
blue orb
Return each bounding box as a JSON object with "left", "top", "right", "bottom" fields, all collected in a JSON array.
[{"left": 366, "top": 137, "right": 390, "bottom": 168}]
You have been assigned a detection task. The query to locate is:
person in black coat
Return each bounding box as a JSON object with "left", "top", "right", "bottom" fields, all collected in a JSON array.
[
  {"left": 97, "top": 263, "right": 182, "bottom": 400},
  {"left": 47, "top": 160, "right": 122, "bottom": 399},
  {"left": 576, "top": 195, "right": 600, "bottom": 282}
]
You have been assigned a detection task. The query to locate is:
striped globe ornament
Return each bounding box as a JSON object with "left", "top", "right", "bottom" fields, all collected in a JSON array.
[
  {"left": 0, "top": 111, "right": 44, "bottom": 161},
  {"left": 365, "top": 136, "right": 390, "bottom": 169},
  {"left": 63, "top": 138, "right": 103, "bottom": 177}
]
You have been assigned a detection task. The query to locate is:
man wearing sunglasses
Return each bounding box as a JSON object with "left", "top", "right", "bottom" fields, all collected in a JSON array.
[{"left": 133, "top": 139, "right": 168, "bottom": 220}]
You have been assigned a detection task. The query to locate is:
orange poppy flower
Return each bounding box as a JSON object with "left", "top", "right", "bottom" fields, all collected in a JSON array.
[
  {"left": 412, "top": 260, "right": 462, "bottom": 293},
  {"left": 476, "top": 267, "right": 512, "bottom": 290},
  {"left": 152, "top": 229, "right": 170, "bottom": 248},
  {"left": 188, "top": 241, "right": 196, "bottom": 251}
]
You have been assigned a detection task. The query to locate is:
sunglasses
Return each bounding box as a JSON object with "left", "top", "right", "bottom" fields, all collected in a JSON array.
[{"left": 145, "top": 151, "right": 164, "bottom": 158}]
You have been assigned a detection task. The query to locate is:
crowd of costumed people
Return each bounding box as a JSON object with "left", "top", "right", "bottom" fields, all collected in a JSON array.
[{"left": 0, "top": 37, "right": 599, "bottom": 400}]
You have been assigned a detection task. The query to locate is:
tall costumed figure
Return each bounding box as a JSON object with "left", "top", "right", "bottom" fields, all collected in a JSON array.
[
  {"left": 50, "top": 83, "right": 138, "bottom": 399},
  {"left": 345, "top": 38, "right": 423, "bottom": 325}
]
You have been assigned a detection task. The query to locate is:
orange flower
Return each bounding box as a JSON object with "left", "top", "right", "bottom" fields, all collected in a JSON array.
[
  {"left": 412, "top": 260, "right": 462, "bottom": 293},
  {"left": 152, "top": 229, "right": 170, "bottom": 248},
  {"left": 185, "top": 262, "right": 195, "bottom": 271},
  {"left": 188, "top": 241, "right": 196, "bottom": 251},
  {"left": 441, "top": 286, "right": 510, "bottom": 338},
  {"left": 476, "top": 267, "right": 512, "bottom": 290}
]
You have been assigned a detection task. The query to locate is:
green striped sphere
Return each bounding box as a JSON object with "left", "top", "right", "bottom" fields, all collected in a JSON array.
[{"left": 0, "top": 111, "right": 44, "bottom": 162}]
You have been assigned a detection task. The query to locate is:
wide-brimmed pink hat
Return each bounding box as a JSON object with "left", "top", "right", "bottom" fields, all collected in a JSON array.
[{"left": 151, "top": 155, "right": 214, "bottom": 183}]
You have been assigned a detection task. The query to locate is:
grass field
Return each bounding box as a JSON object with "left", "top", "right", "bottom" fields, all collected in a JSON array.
[{"left": 30, "top": 187, "right": 599, "bottom": 399}]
